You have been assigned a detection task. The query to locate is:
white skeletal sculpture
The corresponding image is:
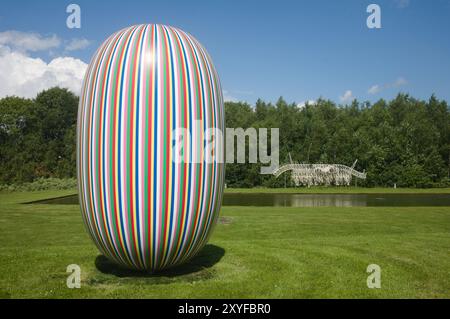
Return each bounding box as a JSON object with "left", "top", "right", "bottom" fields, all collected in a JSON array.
[{"left": 272, "top": 157, "right": 366, "bottom": 187}]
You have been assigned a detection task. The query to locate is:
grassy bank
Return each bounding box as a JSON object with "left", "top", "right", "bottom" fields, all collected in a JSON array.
[
  {"left": 2, "top": 179, "right": 450, "bottom": 195},
  {"left": 0, "top": 190, "right": 449, "bottom": 298},
  {"left": 225, "top": 187, "right": 450, "bottom": 194}
]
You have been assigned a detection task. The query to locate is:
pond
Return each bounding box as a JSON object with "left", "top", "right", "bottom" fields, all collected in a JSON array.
[{"left": 29, "top": 193, "right": 450, "bottom": 207}]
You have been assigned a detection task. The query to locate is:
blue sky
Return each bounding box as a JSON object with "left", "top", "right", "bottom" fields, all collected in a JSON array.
[{"left": 0, "top": 0, "right": 449, "bottom": 104}]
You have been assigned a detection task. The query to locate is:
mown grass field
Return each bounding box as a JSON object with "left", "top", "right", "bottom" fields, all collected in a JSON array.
[{"left": 0, "top": 189, "right": 449, "bottom": 298}]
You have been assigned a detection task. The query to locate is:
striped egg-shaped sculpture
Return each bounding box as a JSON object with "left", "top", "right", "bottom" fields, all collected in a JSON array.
[{"left": 77, "top": 24, "right": 224, "bottom": 271}]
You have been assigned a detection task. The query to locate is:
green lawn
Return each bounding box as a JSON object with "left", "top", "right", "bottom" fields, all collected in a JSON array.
[{"left": 0, "top": 190, "right": 449, "bottom": 298}]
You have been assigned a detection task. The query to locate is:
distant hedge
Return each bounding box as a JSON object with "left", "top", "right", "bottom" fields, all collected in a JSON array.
[{"left": 0, "top": 178, "right": 77, "bottom": 192}]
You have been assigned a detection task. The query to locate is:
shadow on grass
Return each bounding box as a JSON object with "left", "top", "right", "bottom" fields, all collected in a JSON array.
[{"left": 94, "top": 244, "right": 225, "bottom": 279}]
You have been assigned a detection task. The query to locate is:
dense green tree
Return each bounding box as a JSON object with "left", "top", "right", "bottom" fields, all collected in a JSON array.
[
  {"left": 0, "top": 87, "right": 448, "bottom": 188},
  {"left": 223, "top": 94, "right": 449, "bottom": 188},
  {"left": 0, "top": 88, "right": 78, "bottom": 183}
]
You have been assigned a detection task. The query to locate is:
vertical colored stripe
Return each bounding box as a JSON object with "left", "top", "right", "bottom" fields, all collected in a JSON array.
[{"left": 77, "top": 24, "right": 224, "bottom": 271}]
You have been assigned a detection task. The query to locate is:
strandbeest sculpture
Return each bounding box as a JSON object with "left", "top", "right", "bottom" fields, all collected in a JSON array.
[{"left": 272, "top": 153, "right": 367, "bottom": 187}]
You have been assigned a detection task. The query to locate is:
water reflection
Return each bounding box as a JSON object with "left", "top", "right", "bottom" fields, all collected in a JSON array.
[
  {"left": 29, "top": 193, "right": 450, "bottom": 207},
  {"left": 223, "top": 193, "right": 450, "bottom": 207},
  {"left": 272, "top": 194, "right": 367, "bottom": 207}
]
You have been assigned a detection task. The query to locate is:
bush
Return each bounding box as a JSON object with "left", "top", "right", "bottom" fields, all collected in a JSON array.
[{"left": 0, "top": 178, "right": 77, "bottom": 192}]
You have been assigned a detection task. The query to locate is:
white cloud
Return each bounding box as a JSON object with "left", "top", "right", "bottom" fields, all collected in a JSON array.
[
  {"left": 368, "top": 85, "right": 381, "bottom": 95},
  {"left": 222, "top": 89, "right": 254, "bottom": 102},
  {"left": 0, "top": 44, "right": 87, "bottom": 98},
  {"left": 65, "top": 38, "right": 91, "bottom": 51},
  {"left": 0, "top": 30, "right": 89, "bottom": 98},
  {"left": 368, "top": 77, "right": 408, "bottom": 95},
  {"left": 297, "top": 100, "right": 316, "bottom": 108},
  {"left": 393, "top": 77, "right": 407, "bottom": 87},
  {"left": 0, "top": 30, "right": 60, "bottom": 53},
  {"left": 233, "top": 89, "right": 254, "bottom": 95},
  {"left": 394, "top": 0, "right": 410, "bottom": 9},
  {"left": 222, "top": 90, "right": 237, "bottom": 102},
  {"left": 339, "top": 90, "right": 353, "bottom": 103}
]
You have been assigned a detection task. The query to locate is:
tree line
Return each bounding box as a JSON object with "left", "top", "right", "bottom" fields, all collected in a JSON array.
[{"left": 0, "top": 87, "right": 449, "bottom": 188}]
